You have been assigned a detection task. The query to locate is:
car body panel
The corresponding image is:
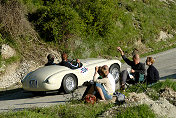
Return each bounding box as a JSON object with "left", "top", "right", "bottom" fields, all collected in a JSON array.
[{"left": 22, "top": 58, "right": 121, "bottom": 91}]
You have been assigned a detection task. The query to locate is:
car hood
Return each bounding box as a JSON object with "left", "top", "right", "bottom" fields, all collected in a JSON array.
[
  {"left": 80, "top": 58, "right": 107, "bottom": 66},
  {"left": 25, "top": 65, "right": 69, "bottom": 81}
]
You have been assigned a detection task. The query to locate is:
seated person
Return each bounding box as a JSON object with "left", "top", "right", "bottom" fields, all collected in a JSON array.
[
  {"left": 82, "top": 65, "right": 115, "bottom": 101},
  {"left": 59, "top": 53, "right": 82, "bottom": 69},
  {"left": 117, "top": 47, "right": 145, "bottom": 90},
  {"left": 146, "top": 57, "right": 160, "bottom": 85},
  {"left": 93, "top": 65, "right": 115, "bottom": 100},
  {"left": 45, "top": 54, "right": 56, "bottom": 66}
]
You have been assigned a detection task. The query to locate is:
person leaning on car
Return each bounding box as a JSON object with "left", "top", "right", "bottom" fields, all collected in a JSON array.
[{"left": 59, "top": 53, "right": 82, "bottom": 69}]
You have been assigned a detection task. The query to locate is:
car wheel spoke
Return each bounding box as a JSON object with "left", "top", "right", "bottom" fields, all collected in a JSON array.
[
  {"left": 66, "top": 77, "right": 75, "bottom": 91},
  {"left": 112, "top": 68, "right": 119, "bottom": 81}
]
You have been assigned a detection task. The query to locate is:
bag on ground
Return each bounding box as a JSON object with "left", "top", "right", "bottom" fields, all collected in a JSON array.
[
  {"left": 113, "top": 92, "right": 125, "bottom": 103},
  {"left": 84, "top": 94, "right": 96, "bottom": 104}
]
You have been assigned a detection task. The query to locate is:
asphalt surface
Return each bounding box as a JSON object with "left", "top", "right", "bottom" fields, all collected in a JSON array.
[{"left": 0, "top": 48, "right": 176, "bottom": 113}]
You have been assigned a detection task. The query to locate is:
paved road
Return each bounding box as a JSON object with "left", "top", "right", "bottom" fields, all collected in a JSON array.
[{"left": 0, "top": 48, "right": 176, "bottom": 113}]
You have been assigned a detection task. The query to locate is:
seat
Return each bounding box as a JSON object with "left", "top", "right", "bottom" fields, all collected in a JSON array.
[{"left": 125, "top": 74, "right": 147, "bottom": 93}]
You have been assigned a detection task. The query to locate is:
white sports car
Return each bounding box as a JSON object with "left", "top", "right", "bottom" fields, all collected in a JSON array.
[{"left": 21, "top": 58, "right": 121, "bottom": 94}]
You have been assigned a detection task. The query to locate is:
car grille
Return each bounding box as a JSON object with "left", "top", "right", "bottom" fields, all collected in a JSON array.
[{"left": 29, "top": 80, "right": 38, "bottom": 88}]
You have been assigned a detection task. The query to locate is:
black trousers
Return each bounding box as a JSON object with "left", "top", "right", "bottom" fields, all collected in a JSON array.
[{"left": 120, "top": 70, "right": 136, "bottom": 85}]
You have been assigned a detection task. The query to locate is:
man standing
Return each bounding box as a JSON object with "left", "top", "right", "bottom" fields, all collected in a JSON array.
[{"left": 117, "top": 47, "right": 145, "bottom": 90}]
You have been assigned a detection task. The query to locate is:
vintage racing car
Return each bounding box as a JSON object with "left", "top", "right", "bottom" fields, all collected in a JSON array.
[{"left": 21, "top": 58, "right": 121, "bottom": 94}]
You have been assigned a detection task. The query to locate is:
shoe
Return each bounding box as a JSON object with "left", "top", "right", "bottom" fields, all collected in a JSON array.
[{"left": 120, "top": 84, "right": 125, "bottom": 91}]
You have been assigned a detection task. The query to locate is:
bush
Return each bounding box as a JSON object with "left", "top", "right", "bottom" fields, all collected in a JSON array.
[
  {"left": 30, "top": 0, "right": 116, "bottom": 43},
  {"left": 30, "top": 2, "right": 85, "bottom": 44},
  {"left": 27, "top": 0, "right": 176, "bottom": 58}
]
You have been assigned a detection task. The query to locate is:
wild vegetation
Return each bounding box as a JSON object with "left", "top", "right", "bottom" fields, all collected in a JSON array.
[
  {"left": 25, "top": 0, "right": 176, "bottom": 58},
  {"left": 0, "top": 0, "right": 176, "bottom": 65}
]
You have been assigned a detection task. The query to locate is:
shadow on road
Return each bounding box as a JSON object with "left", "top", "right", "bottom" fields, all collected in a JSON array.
[
  {"left": 0, "top": 88, "right": 67, "bottom": 101},
  {"left": 15, "top": 100, "right": 66, "bottom": 106},
  {"left": 160, "top": 73, "right": 176, "bottom": 80}
]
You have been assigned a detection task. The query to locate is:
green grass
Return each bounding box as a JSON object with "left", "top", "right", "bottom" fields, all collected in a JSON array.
[
  {"left": 0, "top": 102, "right": 157, "bottom": 118},
  {"left": 124, "top": 79, "right": 176, "bottom": 100},
  {"left": 18, "top": 0, "right": 176, "bottom": 59},
  {"left": 114, "top": 104, "right": 156, "bottom": 118},
  {"left": 150, "top": 79, "right": 176, "bottom": 92},
  {"left": 0, "top": 102, "right": 114, "bottom": 118},
  {"left": 0, "top": 0, "right": 176, "bottom": 60}
]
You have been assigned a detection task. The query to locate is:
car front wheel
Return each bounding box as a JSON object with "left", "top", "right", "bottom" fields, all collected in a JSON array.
[
  {"left": 62, "top": 74, "right": 77, "bottom": 94},
  {"left": 109, "top": 64, "right": 120, "bottom": 83}
]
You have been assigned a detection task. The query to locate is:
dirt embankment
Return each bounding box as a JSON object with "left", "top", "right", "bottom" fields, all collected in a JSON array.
[
  {"left": 0, "top": 43, "right": 61, "bottom": 89},
  {"left": 101, "top": 88, "right": 176, "bottom": 118}
]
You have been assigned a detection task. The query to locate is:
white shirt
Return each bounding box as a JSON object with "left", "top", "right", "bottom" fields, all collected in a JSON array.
[{"left": 108, "top": 73, "right": 115, "bottom": 93}]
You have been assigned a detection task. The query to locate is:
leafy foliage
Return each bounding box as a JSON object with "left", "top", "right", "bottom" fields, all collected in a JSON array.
[
  {"left": 0, "top": 0, "right": 176, "bottom": 59},
  {"left": 27, "top": 0, "right": 176, "bottom": 58},
  {"left": 30, "top": 1, "right": 85, "bottom": 44}
]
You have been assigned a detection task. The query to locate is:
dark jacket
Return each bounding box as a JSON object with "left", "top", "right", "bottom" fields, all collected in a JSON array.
[
  {"left": 147, "top": 65, "right": 160, "bottom": 84},
  {"left": 59, "top": 60, "right": 81, "bottom": 69},
  {"left": 122, "top": 55, "right": 145, "bottom": 82},
  {"left": 45, "top": 61, "right": 55, "bottom": 66}
]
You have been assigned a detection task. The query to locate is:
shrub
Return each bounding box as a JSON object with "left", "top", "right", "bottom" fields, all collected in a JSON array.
[{"left": 30, "top": 1, "right": 85, "bottom": 44}]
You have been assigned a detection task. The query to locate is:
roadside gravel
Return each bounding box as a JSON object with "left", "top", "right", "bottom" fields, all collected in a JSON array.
[{"left": 0, "top": 61, "right": 39, "bottom": 89}]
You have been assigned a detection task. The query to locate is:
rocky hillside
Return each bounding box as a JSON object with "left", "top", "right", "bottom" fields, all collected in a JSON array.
[{"left": 0, "top": 0, "right": 176, "bottom": 89}]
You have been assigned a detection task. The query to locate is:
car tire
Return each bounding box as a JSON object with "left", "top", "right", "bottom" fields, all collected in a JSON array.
[
  {"left": 109, "top": 64, "right": 120, "bottom": 83},
  {"left": 62, "top": 74, "right": 77, "bottom": 94}
]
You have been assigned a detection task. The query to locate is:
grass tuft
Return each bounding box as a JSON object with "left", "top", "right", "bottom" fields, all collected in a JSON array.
[{"left": 115, "top": 104, "right": 156, "bottom": 118}]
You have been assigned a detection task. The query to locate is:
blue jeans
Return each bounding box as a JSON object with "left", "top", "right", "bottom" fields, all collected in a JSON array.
[{"left": 96, "top": 83, "right": 112, "bottom": 100}]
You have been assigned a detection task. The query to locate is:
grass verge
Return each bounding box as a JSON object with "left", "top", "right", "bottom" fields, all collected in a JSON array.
[
  {"left": 114, "top": 104, "right": 156, "bottom": 118},
  {"left": 0, "top": 102, "right": 114, "bottom": 118},
  {"left": 150, "top": 79, "right": 176, "bottom": 92}
]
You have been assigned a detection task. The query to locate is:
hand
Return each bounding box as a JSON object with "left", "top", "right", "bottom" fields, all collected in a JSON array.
[
  {"left": 131, "top": 69, "right": 135, "bottom": 73},
  {"left": 117, "top": 47, "right": 124, "bottom": 55},
  {"left": 117, "top": 47, "right": 122, "bottom": 52},
  {"left": 95, "top": 66, "right": 99, "bottom": 73}
]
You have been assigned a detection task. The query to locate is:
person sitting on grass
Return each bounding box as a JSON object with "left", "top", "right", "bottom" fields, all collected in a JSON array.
[
  {"left": 146, "top": 57, "right": 160, "bottom": 85},
  {"left": 82, "top": 65, "right": 115, "bottom": 101},
  {"left": 117, "top": 47, "right": 145, "bottom": 91},
  {"left": 93, "top": 65, "right": 114, "bottom": 101}
]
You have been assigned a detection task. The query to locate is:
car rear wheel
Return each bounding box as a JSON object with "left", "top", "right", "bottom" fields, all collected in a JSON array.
[
  {"left": 109, "top": 64, "right": 120, "bottom": 83},
  {"left": 62, "top": 74, "right": 77, "bottom": 94}
]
